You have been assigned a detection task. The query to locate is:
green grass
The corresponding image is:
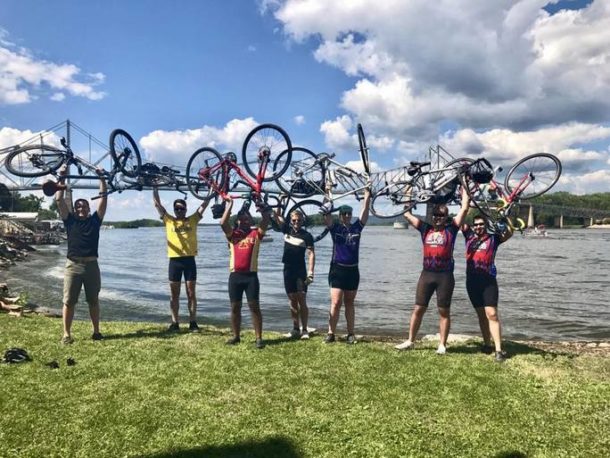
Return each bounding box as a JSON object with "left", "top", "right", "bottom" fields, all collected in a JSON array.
[{"left": 1, "top": 315, "right": 609, "bottom": 458}]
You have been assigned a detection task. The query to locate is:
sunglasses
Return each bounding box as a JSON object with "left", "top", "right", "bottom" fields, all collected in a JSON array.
[
  {"left": 174, "top": 207, "right": 186, "bottom": 211},
  {"left": 340, "top": 212, "right": 352, "bottom": 216},
  {"left": 291, "top": 219, "right": 302, "bottom": 223},
  {"left": 473, "top": 223, "right": 485, "bottom": 227},
  {"left": 433, "top": 213, "right": 446, "bottom": 218}
]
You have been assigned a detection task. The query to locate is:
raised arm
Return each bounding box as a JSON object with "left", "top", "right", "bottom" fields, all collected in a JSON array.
[
  {"left": 196, "top": 199, "right": 209, "bottom": 218},
  {"left": 499, "top": 221, "right": 514, "bottom": 243},
  {"left": 453, "top": 186, "right": 470, "bottom": 227},
  {"left": 55, "top": 166, "right": 70, "bottom": 220},
  {"left": 152, "top": 187, "right": 167, "bottom": 218},
  {"left": 96, "top": 169, "right": 108, "bottom": 221},
  {"left": 220, "top": 196, "right": 234, "bottom": 237},
  {"left": 359, "top": 187, "right": 372, "bottom": 226},
  {"left": 402, "top": 185, "right": 422, "bottom": 230},
  {"left": 258, "top": 208, "right": 271, "bottom": 234}
]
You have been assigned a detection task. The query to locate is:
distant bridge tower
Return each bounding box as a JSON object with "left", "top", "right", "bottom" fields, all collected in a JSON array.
[{"left": 527, "top": 205, "right": 535, "bottom": 228}]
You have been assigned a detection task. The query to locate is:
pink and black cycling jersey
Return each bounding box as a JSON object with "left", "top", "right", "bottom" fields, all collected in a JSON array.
[
  {"left": 418, "top": 222, "right": 459, "bottom": 272},
  {"left": 463, "top": 229, "right": 502, "bottom": 277}
]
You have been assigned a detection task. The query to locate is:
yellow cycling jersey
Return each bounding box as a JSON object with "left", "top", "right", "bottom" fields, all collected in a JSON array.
[{"left": 163, "top": 213, "right": 202, "bottom": 258}]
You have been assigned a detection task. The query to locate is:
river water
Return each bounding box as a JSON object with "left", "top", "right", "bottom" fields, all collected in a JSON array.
[{"left": 3, "top": 226, "right": 609, "bottom": 341}]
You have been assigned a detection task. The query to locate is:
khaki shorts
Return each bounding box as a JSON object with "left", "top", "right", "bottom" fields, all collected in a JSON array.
[{"left": 63, "top": 258, "right": 101, "bottom": 307}]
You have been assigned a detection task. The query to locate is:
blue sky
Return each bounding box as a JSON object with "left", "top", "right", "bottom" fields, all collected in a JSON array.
[{"left": 1, "top": 0, "right": 609, "bottom": 220}]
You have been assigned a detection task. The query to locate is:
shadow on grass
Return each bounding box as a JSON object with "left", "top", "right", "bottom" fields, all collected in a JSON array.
[
  {"left": 146, "top": 436, "right": 301, "bottom": 458},
  {"left": 493, "top": 451, "right": 527, "bottom": 458},
  {"left": 447, "top": 340, "right": 575, "bottom": 359}
]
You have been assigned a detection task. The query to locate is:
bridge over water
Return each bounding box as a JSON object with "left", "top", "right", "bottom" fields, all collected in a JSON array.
[{"left": 1, "top": 120, "right": 608, "bottom": 226}]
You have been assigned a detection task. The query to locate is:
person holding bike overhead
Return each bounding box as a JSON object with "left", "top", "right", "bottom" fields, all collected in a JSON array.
[
  {"left": 55, "top": 165, "right": 108, "bottom": 344},
  {"left": 220, "top": 196, "right": 270, "bottom": 349},
  {"left": 272, "top": 208, "right": 316, "bottom": 340},
  {"left": 322, "top": 186, "right": 372, "bottom": 345},
  {"left": 153, "top": 187, "right": 209, "bottom": 333},
  {"left": 395, "top": 186, "right": 470, "bottom": 354},
  {"left": 461, "top": 215, "right": 513, "bottom": 362}
]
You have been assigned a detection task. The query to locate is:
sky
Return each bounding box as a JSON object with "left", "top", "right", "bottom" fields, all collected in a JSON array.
[{"left": 0, "top": 0, "right": 608, "bottom": 221}]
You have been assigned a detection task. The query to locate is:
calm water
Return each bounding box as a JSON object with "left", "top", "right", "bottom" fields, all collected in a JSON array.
[{"left": 3, "top": 226, "right": 609, "bottom": 341}]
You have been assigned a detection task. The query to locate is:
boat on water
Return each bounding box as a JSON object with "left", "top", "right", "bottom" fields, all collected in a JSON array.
[
  {"left": 525, "top": 224, "right": 548, "bottom": 237},
  {"left": 393, "top": 221, "right": 408, "bottom": 229}
]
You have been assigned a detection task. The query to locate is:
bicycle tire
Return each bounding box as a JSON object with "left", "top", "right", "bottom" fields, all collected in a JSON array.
[
  {"left": 357, "top": 123, "right": 370, "bottom": 175},
  {"left": 186, "top": 147, "right": 224, "bottom": 201},
  {"left": 504, "top": 153, "right": 561, "bottom": 199},
  {"left": 242, "top": 124, "right": 292, "bottom": 181},
  {"left": 286, "top": 199, "right": 330, "bottom": 242},
  {"left": 109, "top": 129, "right": 142, "bottom": 178},
  {"left": 274, "top": 147, "right": 324, "bottom": 198},
  {"left": 370, "top": 181, "right": 414, "bottom": 218},
  {"left": 5, "top": 144, "right": 65, "bottom": 177}
]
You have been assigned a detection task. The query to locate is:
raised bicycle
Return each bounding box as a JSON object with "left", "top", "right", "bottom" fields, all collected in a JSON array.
[
  {"left": 465, "top": 153, "right": 562, "bottom": 233},
  {"left": 6, "top": 129, "right": 143, "bottom": 198}
]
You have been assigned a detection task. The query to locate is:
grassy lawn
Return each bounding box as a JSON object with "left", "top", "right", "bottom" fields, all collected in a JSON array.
[{"left": 1, "top": 314, "right": 609, "bottom": 458}]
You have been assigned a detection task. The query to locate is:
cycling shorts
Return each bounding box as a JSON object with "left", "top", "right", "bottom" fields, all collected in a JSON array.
[
  {"left": 415, "top": 270, "right": 455, "bottom": 308},
  {"left": 228, "top": 272, "right": 260, "bottom": 302},
  {"left": 168, "top": 256, "right": 197, "bottom": 282}
]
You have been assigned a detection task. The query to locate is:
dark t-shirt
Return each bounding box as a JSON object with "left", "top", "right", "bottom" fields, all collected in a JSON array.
[
  {"left": 281, "top": 221, "right": 314, "bottom": 270},
  {"left": 418, "top": 222, "right": 459, "bottom": 272},
  {"left": 64, "top": 211, "right": 102, "bottom": 258},
  {"left": 330, "top": 219, "right": 364, "bottom": 266}
]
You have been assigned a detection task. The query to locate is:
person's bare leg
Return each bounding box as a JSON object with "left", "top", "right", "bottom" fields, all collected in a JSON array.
[
  {"left": 328, "top": 288, "right": 343, "bottom": 335},
  {"left": 485, "top": 306, "right": 502, "bottom": 352},
  {"left": 475, "top": 307, "right": 492, "bottom": 346},
  {"left": 438, "top": 307, "right": 451, "bottom": 347},
  {"left": 230, "top": 301, "right": 242, "bottom": 338},
  {"left": 169, "top": 281, "right": 181, "bottom": 323},
  {"left": 343, "top": 290, "right": 358, "bottom": 335},
  {"left": 248, "top": 301, "right": 263, "bottom": 340},
  {"left": 408, "top": 305, "right": 427, "bottom": 342},
  {"left": 185, "top": 280, "right": 197, "bottom": 322}
]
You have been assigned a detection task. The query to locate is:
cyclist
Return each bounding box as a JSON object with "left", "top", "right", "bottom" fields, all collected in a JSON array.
[
  {"left": 153, "top": 187, "right": 209, "bottom": 333},
  {"left": 272, "top": 208, "right": 316, "bottom": 340},
  {"left": 462, "top": 215, "right": 513, "bottom": 362},
  {"left": 395, "top": 186, "right": 470, "bottom": 354},
  {"left": 221, "top": 195, "right": 271, "bottom": 349},
  {"left": 322, "top": 187, "right": 372, "bottom": 344},
  {"left": 55, "top": 165, "right": 107, "bottom": 344}
]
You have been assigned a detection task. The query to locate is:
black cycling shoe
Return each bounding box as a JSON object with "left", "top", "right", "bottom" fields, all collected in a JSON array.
[
  {"left": 481, "top": 344, "right": 494, "bottom": 354},
  {"left": 188, "top": 321, "right": 200, "bottom": 333},
  {"left": 226, "top": 336, "right": 241, "bottom": 345},
  {"left": 324, "top": 333, "right": 336, "bottom": 344},
  {"left": 495, "top": 351, "right": 508, "bottom": 362},
  {"left": 167, "top": 322, "right": 180, "bottom": 333},
  {"left": 255, "top": 338, "right": 265, "bottom": 349},
  {"left": 91, "top": 332, "right": 104, "bottom": 341}
]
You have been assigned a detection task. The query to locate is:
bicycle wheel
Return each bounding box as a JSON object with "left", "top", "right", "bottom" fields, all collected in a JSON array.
[
  {"left": 5, "top": 144, "right": 65, "bottom": 177},
  {"left": 274, "top": 147, "right": 324, "bottom": 198},
  {"left": 242, "top": 124, "right": 292, "bottom": 181},
  {"left": 504, "top": 153, "right": 562, "bottom": 199},
  {"left": 186, "top": 147, "right": 224, "bottom": 201},
  {"left": 357, "top": 123, "right": 370, "bottom": 175},
  {"left": 286, "top": 199, "right": 330, "bottom": 242},
  {"left": 370, "top": 181, "right": 416, "bottom": 218},
  {"left": 109, "top": 129, "right": 142, "bottom": 178}
]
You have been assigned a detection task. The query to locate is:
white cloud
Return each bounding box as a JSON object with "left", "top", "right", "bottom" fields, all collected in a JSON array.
[
  {"left": 294, "top": 115, "right": 305, "bottom": 125},
  {"left": 50, "top": 93, "right": 65, "bottom": 102},
  {"left": 0, "top": 32, "right": 106, "bottom": 105},
  {"left": 139, "top": 118, "right": 259, "bottom": 164},
  {"left": 272, "top": 0, "right": 610, "bottom": 136}
]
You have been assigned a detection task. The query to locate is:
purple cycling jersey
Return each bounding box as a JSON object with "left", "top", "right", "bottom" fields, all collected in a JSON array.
[{"left": 330, "top": 220, "right": 364, "bottom": 266}]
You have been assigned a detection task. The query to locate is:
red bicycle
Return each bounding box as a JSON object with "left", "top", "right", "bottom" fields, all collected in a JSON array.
[
  {"left": 466, "top": 153, "right": 562, "bottom": 232},
  {"left": 185, "top": 124, "right": 292, "bottom": 211}
]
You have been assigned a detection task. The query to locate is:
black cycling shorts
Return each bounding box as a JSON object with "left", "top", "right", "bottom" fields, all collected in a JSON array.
[
  {"left": 328, "top": 263, "right": 360, "bottom": 291},
  {"left": 415, "top": 270, "right": 455, "bottom": 308},
  {"left": 466, "top": 274, "right": 499, "bottom": 308},
  {"left": 168, "top": 256, "right": 197, "bottom": 282},
  {"left": 284, "top": 267, "right": 308, "bottom": 295},
  {"left": 228, "top": 272, "right": 260, "bottom": 302}
]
